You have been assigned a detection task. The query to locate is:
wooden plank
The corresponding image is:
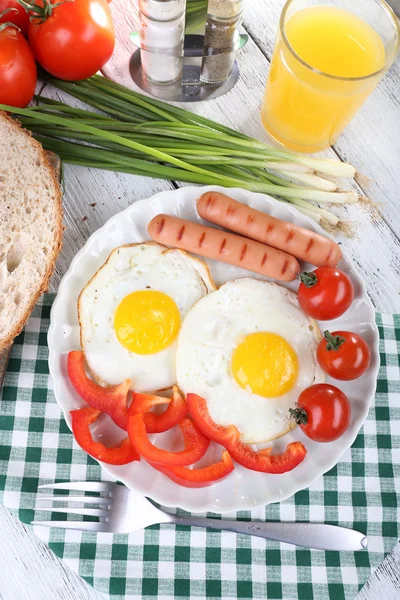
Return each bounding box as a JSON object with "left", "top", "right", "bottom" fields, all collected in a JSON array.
[
  {"left": 357, "top": 542, "right": 400, "bottom": 599},
  {"left": 0, "top": 507, "right": 103, "bottom": 600}
]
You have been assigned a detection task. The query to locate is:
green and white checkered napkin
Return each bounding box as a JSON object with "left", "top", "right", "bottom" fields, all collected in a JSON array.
[{"left": 0, "top": 294, "right": 399, "bottom": 600}]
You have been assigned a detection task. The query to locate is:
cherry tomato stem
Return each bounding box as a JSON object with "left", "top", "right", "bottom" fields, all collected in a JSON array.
[
  {"left": 324, "top": 330, "right": 346, "bottom": 351},
  {"left": 288, "top": 406, "right": 308, "bottom": 426},
  {"left": 299, "top": 271, "right": 318, "bottom": 288}
]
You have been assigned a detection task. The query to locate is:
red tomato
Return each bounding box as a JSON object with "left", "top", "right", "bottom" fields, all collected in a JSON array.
[
  {"left": 28, "top": 0, "right": 115, "bottom": 81},
  {"left": 298, "top": 267, "right": 354, "bottom": 320},
  {"left": 317, "top": 331, "right": 371, "bottom": 380},
  {"left": 0, "top": 24, "right": 36, "bottom": 107},
  {"left": 291, "top": 384, "right": 350, "bottom": 442}
]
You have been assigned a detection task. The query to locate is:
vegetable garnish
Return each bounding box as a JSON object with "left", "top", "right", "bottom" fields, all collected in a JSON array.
[
  {"left": 130, "top": 387, "right": 188, "bottom": 434},
  {"left": 298, "top": 267, "right": 354, "bottom": 320},
  {"left": 0, "top": 9, "right": 36, "bottom": 107},
  {"left": 70, "top": 406, "right": 139, "bottom": 465},
  {"left": 290, "top": 384, "right": 350, "bottom": 443},
  {"left": 0, "top": 1, "right": 29, "bottom": 35},
  {"left": 20, "top": 0, "right": 115, "bottom": 80},
  {"left": 148, "top": 451, "right": 234, "bottom": 488},
  {"left": 127, "top": 415, "right": 210, "bottom": 467},
  {"left": 67, "top": 350, "right": 130, "bottom": 431},
  {"left": 187, "top": 393, "right": 307, "bottom": 474},
  {"left": 1, "top": 73, "right": 360, "bottom": 231},
  {"left": 317, "top": 330, "right": 371, "bottom": 380}
]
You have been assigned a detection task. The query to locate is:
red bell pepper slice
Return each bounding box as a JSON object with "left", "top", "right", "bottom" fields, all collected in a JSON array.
[
  {"left": 127, "top": 415, "right": 210, "bottom": 467},
  {"left": 148, "top": 450, "right": 234, "bottom": 488},
  {"left": 129, "top": 386, "right": 188, "bottom": 433},
  {"left": 187, "top": 393, "right": 306, "bottom": 474},
  {"left": 70, "top": 406, "right": 139, "bottom": 465},
  {"left": 68, "top": 350, "right": 130, "bottom": 431}
]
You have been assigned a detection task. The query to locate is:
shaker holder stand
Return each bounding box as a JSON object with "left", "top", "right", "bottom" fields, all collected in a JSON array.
[{"left": 129, "top": 33, "right": 248, "bottom": 102}]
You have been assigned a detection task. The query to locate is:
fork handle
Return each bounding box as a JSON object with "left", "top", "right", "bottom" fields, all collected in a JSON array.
[{"left": 170, "top": 516, "right": 367, "bottom": 551}]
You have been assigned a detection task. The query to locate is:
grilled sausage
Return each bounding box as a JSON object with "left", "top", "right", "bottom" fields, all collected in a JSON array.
[
  {"left": 197, "top": 192, "right": 342, "bottom": 267},
  {"left": 148, "top": 214, "right": 300, "bottom": 282}
]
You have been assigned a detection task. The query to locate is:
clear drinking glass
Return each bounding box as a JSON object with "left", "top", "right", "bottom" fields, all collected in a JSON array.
[{"left": 261, "top": 0, "right": 400, "bottom": 153}]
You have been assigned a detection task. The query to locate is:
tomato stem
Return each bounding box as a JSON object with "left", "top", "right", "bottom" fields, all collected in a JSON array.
[
  {"left": 299, "top": 271, "right": 318, "bottom": 288},
  {"left": 288, "top": 406, "right": 308, "bottom": 425},
  {"left": 324, "top": 330, "right": 345, "bottom": 351},
  {"left": 0, "top": 7, "right": 21, "bottom": 31},
  {"left": 17, "top": 0, "right": 73, "bottom": 24}
]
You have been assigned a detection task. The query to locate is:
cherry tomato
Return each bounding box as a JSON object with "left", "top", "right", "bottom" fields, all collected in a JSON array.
[
  {"left": 317, "top": 330, "right": 371, "bottom": 381},
  {"left": 290, "top": 384, "right": 350, "bottom": 442},
  {"left": 0, "top": 2, "right": 30, "bottom": 36},
  {"left": 0, "top": 23, "right": 36, "bottom": 107},
  {"left": 298, "top": 267, "right": 354, "bottom": 320},
  {"left": 27, "top": 0, "right": 115, "bottom": 81}
]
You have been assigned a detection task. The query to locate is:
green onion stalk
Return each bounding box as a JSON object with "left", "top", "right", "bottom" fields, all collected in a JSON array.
[
  {"left": 0, "top": 73, "right": 360, "bottom": 230},
  {"left": 185, "top": 0, "right": 208, "bottom": 33}
]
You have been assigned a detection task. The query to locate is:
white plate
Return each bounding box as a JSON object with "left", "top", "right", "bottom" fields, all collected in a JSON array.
[{"left": 48, "top": 186, "right": 379, "bottom": 514}]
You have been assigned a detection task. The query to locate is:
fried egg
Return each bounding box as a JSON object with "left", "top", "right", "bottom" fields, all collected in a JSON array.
[
  {"left": 78, "top": 242, "right": 215, "bottom": 392},
  {"left": 176, "top": 278, "right": 325, "bottom": 443}
]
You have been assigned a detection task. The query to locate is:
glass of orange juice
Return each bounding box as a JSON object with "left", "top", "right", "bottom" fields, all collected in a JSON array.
[{"left": 261, "top": 0, "right": 399, "bottom": 153}]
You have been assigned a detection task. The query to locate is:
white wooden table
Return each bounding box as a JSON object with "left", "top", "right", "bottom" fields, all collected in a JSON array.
[{"left": 0, "top": 0, "right": 399, "bottom": 598}]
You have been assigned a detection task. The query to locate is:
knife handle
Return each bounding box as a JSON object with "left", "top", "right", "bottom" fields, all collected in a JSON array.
[{"left": 172, "top": 516, "right": 367, "bottom": 551}]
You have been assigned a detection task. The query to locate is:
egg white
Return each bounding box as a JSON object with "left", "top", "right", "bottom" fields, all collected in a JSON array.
[
  {"left": 78, "top": 242, "right": 215, "bottom": 392},
  {"left": 176, "top": 278, "right": 325, "bottom": 443}
]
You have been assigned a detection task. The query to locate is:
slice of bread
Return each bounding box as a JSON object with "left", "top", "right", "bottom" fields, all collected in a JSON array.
[{"left": 0, "top": 112, "right": 63, "bottom": 351}]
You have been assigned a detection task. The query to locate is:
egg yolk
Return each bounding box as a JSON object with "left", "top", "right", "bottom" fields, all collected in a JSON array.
[
  {"left": 231, "top": 332, "right": 299, "bottom": 397},
  {"left": 114, "top": 290, "right": 180, "bottom": 355}
]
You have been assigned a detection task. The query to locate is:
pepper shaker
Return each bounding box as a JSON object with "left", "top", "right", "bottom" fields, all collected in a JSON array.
[
  {"left": 139, "top": 0, "right": 187, "bottom": 84},
  {"left": 200, "top": 0, "right": 244, "bottom": 84}
]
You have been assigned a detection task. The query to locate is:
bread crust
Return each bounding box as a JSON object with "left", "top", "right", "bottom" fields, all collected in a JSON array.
[{"left": 0, "top": 112, "right": 63, "bottom": 351}]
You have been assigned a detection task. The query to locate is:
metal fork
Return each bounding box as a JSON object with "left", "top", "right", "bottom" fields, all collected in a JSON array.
[{"left": 33, "top": 481, "right": 367, "bottom": 551}]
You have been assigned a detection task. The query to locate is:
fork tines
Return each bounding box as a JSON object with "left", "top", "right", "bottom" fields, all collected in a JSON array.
[{"left": 32, "top": 481, "right": 115, "bottom": 532}]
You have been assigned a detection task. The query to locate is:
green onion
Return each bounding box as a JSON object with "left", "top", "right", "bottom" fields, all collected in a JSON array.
[
  {"left": 185, "top": 0, "right": 208, "bottom": 33},
  {"left": 0, "top": 74, "right": 361, "bottom": 230},
  {"left": 278, "top": 172, "right": 338, "bottom": 192}
]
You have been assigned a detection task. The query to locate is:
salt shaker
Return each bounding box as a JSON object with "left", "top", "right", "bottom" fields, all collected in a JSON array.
[
  {"left": 139, "top": 0, "right": 187, "bottom": 84},
  {"left": 201, "top": 0, "right": 244, "bottom": 84}
]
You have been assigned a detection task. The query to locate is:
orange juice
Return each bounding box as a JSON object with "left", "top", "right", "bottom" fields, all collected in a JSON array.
[{"left": 261, "top": 6, "right": 386, "bottom": 153}]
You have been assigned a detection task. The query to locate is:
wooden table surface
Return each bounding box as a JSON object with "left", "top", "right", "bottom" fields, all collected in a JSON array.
[{"left": 1, "top": 0, "right": 399, "bottom": 598}]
